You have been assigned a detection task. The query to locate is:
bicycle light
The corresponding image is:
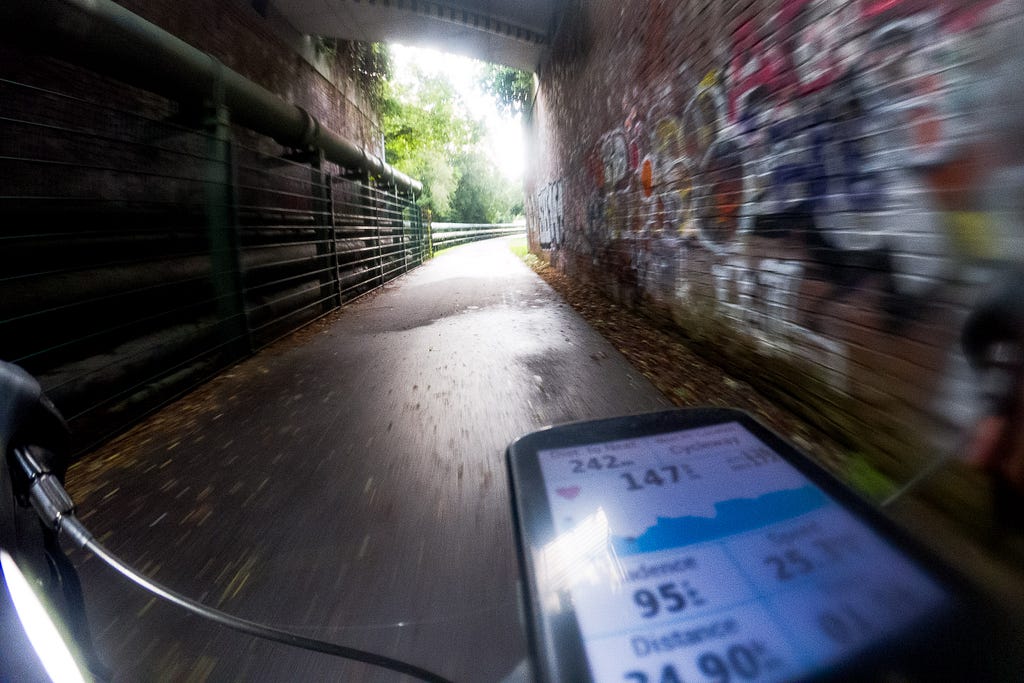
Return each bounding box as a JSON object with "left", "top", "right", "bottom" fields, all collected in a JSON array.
[{"left": 1, "top": 549, "right": 86, "bottom": 683}]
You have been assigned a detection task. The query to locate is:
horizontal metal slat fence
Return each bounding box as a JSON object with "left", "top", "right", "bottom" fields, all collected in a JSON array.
[
  {"left": 430, "top": 223, "right": 526, "bottom": 252},
  {"left": 0, "top": 75, "right": 425, "bottom": 452}
]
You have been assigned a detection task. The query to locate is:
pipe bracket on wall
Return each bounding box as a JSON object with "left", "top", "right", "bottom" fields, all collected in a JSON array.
[{"left": 294, "top": 107, "right": 320, "bottom": 150}]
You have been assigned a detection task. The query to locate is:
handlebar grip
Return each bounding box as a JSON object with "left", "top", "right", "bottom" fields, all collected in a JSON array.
[{"left": 0, "top": 361, "right": 70, "bottom": 478}]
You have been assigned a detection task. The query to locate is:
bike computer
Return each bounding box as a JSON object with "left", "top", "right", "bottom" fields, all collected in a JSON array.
[{"left": 506, "top": 408, "right": 970, "bottom": 683}]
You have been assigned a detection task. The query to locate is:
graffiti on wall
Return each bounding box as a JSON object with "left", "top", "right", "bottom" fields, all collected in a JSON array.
[
  {"left": 550, "top": 0, "right": 1006, "bottom": 391},
  {"left": 599, "top": 130, "right": 634, "bottom": 189},
  {"left": 712, "top": 256, "right": 848, "bottom": 388},
  {"left": 535, "top": 180, "right": 565, "bottom": 249}
]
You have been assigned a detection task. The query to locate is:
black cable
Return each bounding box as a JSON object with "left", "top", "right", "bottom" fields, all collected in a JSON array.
[
  {"left": 59, "top": 517, "right": 452, "bottom": 683},
  {"left": 11, "top": 446, "right": 452, "bottom": 683}
]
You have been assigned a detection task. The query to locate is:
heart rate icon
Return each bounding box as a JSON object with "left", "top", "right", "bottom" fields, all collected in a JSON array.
[{"left": 556, "top": 486, "right": 581, "bottom": 500}]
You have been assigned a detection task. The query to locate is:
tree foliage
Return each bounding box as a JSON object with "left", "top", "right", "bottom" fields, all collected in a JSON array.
[
  {"left": 380, "top": 59, "right": 523, "bottom": 223},
  {"left": 480, "top": 65, "right": 534, "bottom": 116},
  {"left": 449, "top": 150, "right": 524, "bottom": 224},
  {"left": 347, "top": 41, "right": 392, "bottom": 112},
  {"left": 315, "top": 39, "right": 392, "bottom": 112},
  {"left": 380, "top": 69, "right": 481, "bottom": 216}
]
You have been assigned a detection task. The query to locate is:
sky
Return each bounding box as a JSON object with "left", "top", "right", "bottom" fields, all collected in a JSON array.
[{"left": 389, "top": 44, "right": 526, "bottom": 182}]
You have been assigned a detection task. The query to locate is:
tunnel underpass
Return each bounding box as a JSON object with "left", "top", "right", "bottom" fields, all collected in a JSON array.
[{"left": 4, "top": 0, "right": 1024, "bottom": 680}]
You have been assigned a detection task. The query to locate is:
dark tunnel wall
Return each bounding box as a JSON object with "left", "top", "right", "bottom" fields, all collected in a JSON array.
[
  {"left": 526, "top": 0, "right": 1024, "bottom": 515},
  {"left": 0, "top": 0, "right": 423, "bottom": 451}
]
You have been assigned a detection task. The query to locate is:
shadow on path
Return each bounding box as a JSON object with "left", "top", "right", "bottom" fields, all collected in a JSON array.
[{"left": 67, "top": 237, "right": 670, "bottom": 681}]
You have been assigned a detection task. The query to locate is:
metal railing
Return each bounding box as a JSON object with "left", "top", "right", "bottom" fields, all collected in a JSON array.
[
  {"left": 0, "top": 75, "right": 426, "bottom": 452},
  {"left": 430, "top": 223, "right": 526, "bottom": 253}
]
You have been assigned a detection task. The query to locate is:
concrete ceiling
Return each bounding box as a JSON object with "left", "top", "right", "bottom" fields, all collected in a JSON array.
[{"left": 271, "top": 0, "right": 563, "bottom": 71}]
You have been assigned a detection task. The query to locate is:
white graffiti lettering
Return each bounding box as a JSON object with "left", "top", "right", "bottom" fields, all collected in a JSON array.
[
  {"left": 536, "top": 180, "right": 565, "bottom": 248},
  {"left": 712, "top": 257, "right": 848, "bottom": 390}
]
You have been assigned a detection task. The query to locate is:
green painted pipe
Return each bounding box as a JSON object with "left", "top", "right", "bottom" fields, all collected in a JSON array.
[{"left": 2, "top": 0, "right": 422, "bottom": 195}]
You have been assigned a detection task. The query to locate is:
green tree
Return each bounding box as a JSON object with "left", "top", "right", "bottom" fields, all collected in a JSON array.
[
  {"left": 380, "top": 69, "right": 482, "bottom": 217},
  {"left": 448, "top": 150, "right": 524, "bottom": 223},
  {"left": 480, "top": 65, "right": 534, "bottom": 116},
  {"left": 379, "top": 54, "right": 526, "bottom": 223}
]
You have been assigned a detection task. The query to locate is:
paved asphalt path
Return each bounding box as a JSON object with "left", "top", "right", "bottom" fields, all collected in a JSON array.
[{"left": 66, "top": 237, "right": 671, "bottom": 681}]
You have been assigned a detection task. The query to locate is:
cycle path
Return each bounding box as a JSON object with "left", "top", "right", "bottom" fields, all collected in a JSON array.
[{"left": 68, "top": 236, "right": 671, "bottom": 681}]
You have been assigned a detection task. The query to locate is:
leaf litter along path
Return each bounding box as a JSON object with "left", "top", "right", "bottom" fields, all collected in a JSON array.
[
  {"left": 515, "top": 245, "right": 1024, "bottom": 614},
  {"left": 516, "top": 250, "right": 851, "bottom": 477}
]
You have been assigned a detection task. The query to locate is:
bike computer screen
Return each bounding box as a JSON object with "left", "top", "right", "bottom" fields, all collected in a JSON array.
[{"left": 506, "top": 409, "right": 965, "bottom": 683}]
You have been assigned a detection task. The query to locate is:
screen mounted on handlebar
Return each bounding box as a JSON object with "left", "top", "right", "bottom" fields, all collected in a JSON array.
[{"left": 507, "top": 408, "right": 978, "bottom": 683}]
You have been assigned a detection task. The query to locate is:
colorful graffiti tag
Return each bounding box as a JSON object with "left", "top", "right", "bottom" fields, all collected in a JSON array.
[{"left": 558, "top": 0, "right": 1006, "bottom": 390}]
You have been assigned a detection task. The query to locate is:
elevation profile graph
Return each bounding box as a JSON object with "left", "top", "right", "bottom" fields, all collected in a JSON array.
[{"left": 611, "top": 485, "right": 830, "bottom": 555}]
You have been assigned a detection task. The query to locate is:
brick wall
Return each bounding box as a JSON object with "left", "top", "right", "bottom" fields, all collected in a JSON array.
[
  {"left": 0, "top": 0, "right": 390, "bottom": 449},
  {"left": 2, "top": 0, "right": 382, "bottom": 157},
  {"left": 526, "top": 0, "right": 1024, "bottom": 506},
  {"left": 114, "top": 0, "right": 383, "bottom": 154}
]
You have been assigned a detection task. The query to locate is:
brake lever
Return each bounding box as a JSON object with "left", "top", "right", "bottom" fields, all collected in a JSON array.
[{"left": 0, "top": 361, "right": 71, "bottom": 481}]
